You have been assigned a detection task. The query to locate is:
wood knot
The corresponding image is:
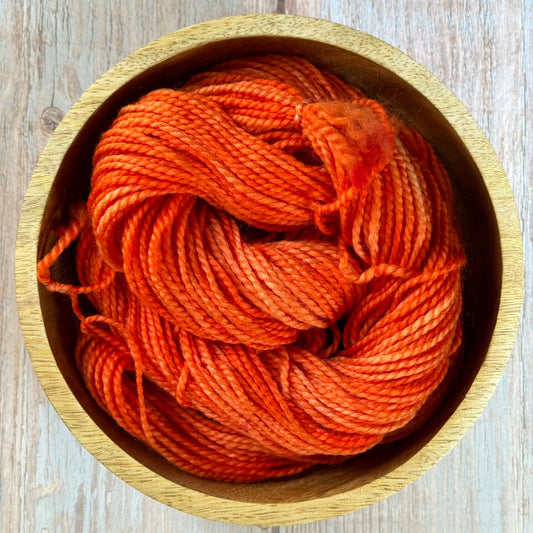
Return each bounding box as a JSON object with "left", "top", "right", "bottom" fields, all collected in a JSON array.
[{"left": 40, "top": 107, "right": 64, "bottom": 134}]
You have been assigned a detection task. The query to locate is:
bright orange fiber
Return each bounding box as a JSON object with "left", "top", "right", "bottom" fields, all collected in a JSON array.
[{"left": 38, "top": 55, "right": 466, "bottom": 482}]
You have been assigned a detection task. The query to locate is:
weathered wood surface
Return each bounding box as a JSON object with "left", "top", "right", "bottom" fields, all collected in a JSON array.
[{"left": 1, "top": 1, "right": 531, "bottom": 532}]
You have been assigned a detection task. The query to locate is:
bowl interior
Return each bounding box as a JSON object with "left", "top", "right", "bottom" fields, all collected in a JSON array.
[{"left": 37, "top": 36, "right": 501, "bottom": 503}]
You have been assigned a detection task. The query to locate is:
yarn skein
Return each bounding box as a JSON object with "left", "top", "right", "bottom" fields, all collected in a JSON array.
[{"left": 38, "top": 55, "right": 466, "bottom": 482}]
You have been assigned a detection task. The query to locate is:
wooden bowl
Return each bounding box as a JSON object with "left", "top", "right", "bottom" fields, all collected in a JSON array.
[{"left": 15, "top": 15, "right": 523, "bottom": 526}]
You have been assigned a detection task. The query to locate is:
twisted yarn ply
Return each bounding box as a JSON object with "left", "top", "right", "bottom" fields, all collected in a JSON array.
[{"left": 38, "top": 55, "right": 466, "bottom": 482}]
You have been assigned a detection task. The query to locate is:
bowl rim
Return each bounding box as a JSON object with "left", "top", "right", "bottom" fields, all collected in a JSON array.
[{"left": 15, "top": 14, "right": 524, "bottom": 526}]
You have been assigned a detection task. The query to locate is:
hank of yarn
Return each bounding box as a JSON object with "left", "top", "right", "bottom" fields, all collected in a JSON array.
[{"left": 38, "top": 55, "right": 466, "bottom": 482}]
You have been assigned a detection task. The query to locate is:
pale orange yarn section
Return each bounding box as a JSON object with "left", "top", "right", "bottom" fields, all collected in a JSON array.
[{"left": 37, "top": 55, "right": 466, "bottom": 482}]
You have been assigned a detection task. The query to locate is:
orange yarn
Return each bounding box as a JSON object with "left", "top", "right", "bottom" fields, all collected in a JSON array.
[{"left": 37, "top": 55, "right": 466, "bottom": 482}]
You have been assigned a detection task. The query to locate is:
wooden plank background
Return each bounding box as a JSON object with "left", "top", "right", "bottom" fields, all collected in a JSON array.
[{"left": 1, "top": 1, "right": 530, "bottom": 531}]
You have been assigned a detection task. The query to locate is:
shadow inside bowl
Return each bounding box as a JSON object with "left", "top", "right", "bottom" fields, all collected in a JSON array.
[{"left": 37, "top": 36, "right": 502, "bottom": 504}]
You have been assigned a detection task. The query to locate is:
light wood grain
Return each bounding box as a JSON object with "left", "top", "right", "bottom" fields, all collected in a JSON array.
[{"left": 2, "top": 1, "right": 531, "bottom": 532}]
